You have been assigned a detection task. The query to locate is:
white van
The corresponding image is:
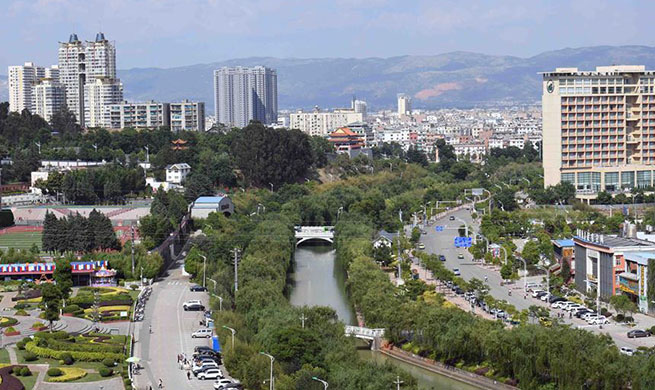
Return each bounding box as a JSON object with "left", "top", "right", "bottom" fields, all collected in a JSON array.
[{"left": 192, "top": 328, "right": 213, "bottom": 338}]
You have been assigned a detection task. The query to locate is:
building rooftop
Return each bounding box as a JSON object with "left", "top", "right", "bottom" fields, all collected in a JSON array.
[
  {"left": 623, "top": 251, "right": 655, "bottom": 265},
  {"left": 194, "top": 196, "right": 226, "bottom": 204},
  {"left": 553, "top": 239, "right": 574, "bottom": 247},
  {"left": 541, "top": 65, "right": 649, "bottom": 76},
  {"left": 574, "top": 234, "right": 655, "bottom": 249}
]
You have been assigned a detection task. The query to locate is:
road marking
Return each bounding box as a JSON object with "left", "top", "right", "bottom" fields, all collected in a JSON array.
[{"left": 176, "top": 280, "right": 187, "bottom": 359}]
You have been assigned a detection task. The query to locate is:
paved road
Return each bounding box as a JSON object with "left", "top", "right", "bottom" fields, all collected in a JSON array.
[
  {"left": 419, "top": 207, "right": 655, "bottom": 351},
  {"left": 135, "top": 259, "right": 220, "bottom": 390},
  {"left": 419, "top": 208, "right": 541, "bottom": 311}
]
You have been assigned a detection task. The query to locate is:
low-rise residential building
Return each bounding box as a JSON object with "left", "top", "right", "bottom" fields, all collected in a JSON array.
[
  {"left": 108, "top": 101, "right": 170, "bottom": 129},
  {"left": 165, "top": 163, "right": 191, "bottom": 184},
  {"left": 170, "top": 100, "right": 205, "bottom": 132},
  {"left": 553, "top": 239, "right": 575, "bottom": 279},
  {"left": 290, "top": 107, "right": 363, "bottom": 137},
  {"left": 453, "top": 143, "right": 487, "bottom": 162}
]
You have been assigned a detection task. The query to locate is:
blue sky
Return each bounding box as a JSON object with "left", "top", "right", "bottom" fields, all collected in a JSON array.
[{"left": 0, "top": 0, "right": 650, "bottom": 72}]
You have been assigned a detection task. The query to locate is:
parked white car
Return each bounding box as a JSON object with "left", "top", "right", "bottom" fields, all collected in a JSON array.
[
  {"left": 198, "top": 368, "right": 223, "bottom": 380},
  {"left": 531, "top": 290, "right": 545, "bottom": 298},
  {"left": 551, "top": 301, "right": 569, "bottom": 309},
  {"left": 620, "top": 347, "right": 634, "bottom": 356},
  {"left": 192, "top": 328, "right": 213, "bottom": 338},
  {"left": 589, "top": 316, "right": 609, "bottom": 325},
  {"left": 564, "top": 304, "right": 583, "bottom": 312},
  {"left": 193, "top": 361, "right": 219, "bottom": 373}
]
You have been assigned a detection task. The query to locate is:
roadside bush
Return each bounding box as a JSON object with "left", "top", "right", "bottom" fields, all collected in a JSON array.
[
  {"left": 47, "top": 368, "right": 63, "bottom": 377},
  {"left": 98, "top": 367, "right": 113, "bottom": 377},
  {"left": 124, "top": 378, "right": 132, "bottom": 387},
  {"left": 12, "top": 366, "right": 22, "bottom": 375},
  {"left": 649, "top": 325, "right": 655, "bottom": 335},
  {"left": 14, "top": 309, "right": 29, "bottom": 316},
  {"left": 16, "top": 341, "right": 26, "bottom": 350},
  {"left": 102, "top": 358, "right": 115, "bottom": 367},
  {"left": 23, "top": 352, "right": 38, "bottom": 362},
  {"left": 19, "top": 367, "right": 31, "bottom": 376},
  {"left": 62, "top": 305, "right": 82, "bottom": 314},
  {"left": 616, "top": 314, "right": 625, "bottom": 322},
  {"left": 60, "top": 352, "right": 74, "bottom": 365},
  {"left": 13, "top": 302, "right": 28, "bottom": 310},
  {"left": 625, "top": 316, "right": 634, "bottom": 323}
]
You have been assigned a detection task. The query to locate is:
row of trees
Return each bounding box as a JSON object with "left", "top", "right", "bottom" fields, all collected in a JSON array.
[
  {"left": 138, "top": 189, "right": 187, "bottom": 249},
  {"left": 42, "top": 210, "right": 120, "bottom": 254}
]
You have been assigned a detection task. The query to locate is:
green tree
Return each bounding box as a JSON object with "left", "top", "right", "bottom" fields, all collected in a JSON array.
[
  {"left": 40, "top": 283, "right": 62, "bottom": 332},
  {"left": 500, "top": 262, "right": 513, "bottom": 280},
  {"left": 53, "top": 258, "right": 72, "bottom": 300}
]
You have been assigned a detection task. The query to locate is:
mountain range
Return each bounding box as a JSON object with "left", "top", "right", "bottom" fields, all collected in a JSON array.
[{"left": 4, "top": 46, "right": 655, "bottom": 112}]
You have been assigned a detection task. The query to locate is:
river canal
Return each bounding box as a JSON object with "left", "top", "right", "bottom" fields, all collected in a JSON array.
[{"left": 290, "top": 244, "right": 479, "bottom": 390}]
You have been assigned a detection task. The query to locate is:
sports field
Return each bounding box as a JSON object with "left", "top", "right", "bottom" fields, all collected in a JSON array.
[{"left": 0, "top": 230, "right": 43, "bottom": 251}]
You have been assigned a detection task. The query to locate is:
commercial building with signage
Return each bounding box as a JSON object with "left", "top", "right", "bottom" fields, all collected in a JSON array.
[{"left": 574, "top": 230, "right": 655, "bottom": 312}]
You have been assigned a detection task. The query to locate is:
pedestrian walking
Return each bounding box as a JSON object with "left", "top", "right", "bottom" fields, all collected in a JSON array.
[
  {"left": 158, "top": 378, "right": 163, "bottom": 389},
  {"left": 569, "top": 312, "right": 572, "bottom": 319},
  {"left": 187, "top": 371, "right": 191, "bottom": 380}
]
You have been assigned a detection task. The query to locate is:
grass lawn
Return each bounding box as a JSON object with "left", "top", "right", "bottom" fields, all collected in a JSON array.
[
  {"left": 66, "top": 372, "right": 119, "bottom": 383},
  {"left": 0, "top": 231, "right": 42, "bottom": 250},
  {"left": 18, "top": 373, "right": 38, "bottom": 390},
  {"left": 0, "top": 348, "right": 9, "bottom": 364}
]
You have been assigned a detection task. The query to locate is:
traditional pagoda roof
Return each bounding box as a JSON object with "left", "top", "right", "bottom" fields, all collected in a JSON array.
[{"left": 171, "top": 138, "right": 189, "bottom": 150}]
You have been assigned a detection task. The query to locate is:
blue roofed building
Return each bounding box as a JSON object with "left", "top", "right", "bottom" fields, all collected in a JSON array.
[{"left": 190, "top": 195, "right": 234, "bottom": 219}]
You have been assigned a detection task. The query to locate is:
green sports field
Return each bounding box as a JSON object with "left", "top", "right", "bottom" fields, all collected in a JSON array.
[{"left": 0, "top": 231, "right": 43, "bottom": 250}]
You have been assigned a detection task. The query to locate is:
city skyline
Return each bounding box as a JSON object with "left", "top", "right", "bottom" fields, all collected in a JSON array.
[{"left": 0, "top": 0, "right": 652, "bottom": 73}]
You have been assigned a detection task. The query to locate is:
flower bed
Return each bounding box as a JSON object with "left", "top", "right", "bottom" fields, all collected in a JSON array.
[
  {"left": 47, "top": 367, "right": 87, "bottom": 382},
  {"left": 0, "top": 317, "right": 18, "bottom": 328},
  {"left": 0, "top": 365, "right": 25, "bottom": 390},
  {"left": 3, "top": 327, "right": 19, "bottom": 337},
  {"left": 30, "top": 322, "right": 47, "bottom": 331}
]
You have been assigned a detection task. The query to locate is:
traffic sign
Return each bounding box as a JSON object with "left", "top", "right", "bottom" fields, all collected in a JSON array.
[{"left": 454, "top": 236, "right": 473, "bottom": 248}]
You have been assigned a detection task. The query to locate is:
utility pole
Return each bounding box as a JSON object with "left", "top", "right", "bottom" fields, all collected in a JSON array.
[
  {"left": 130, "top": 225, "right": 135, "bottom": 277},
  {"left": 232, "top": 248, "right": 241, "bottom": 293},
  {"left": 393, "top": 375, "right": 403, "bottom": 390},
  {"left": 397, "top": 209, "right": 403, "bottom": 286},
  {"left": 300, "top": 313, "right": 306, "bottom": 329}
]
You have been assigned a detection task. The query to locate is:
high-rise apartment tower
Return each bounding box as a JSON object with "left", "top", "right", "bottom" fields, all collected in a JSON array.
[{"left": 213, "top": 66, "right": 278, "bottom": 128}]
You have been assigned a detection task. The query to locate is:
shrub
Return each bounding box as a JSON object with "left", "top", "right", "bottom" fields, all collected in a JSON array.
[
  {"left": 25, "top": 341, "right": 123, "bottom": 362},
  {"left": 47, "top": 368, "right": 63, "bottom": 377},
  {"left": 60, "top": 352, "right": 74, "bottom": 365},
  {"left": 49, "top": 367, "right": 87, "bottom": 382},
  {"left": 4, "top": 326, "right": 18, "bottom": 335},
  {"left": 616, "top": 314, "right": 625, "bottom": 322},
  {"left": 102, "top": 358, "right": 115, "bottom": 367},
  {"left": 62, "top": 305, "right": 82, "bottom": 314},
  {"left": 16, "top": 341, "right": 26, "bottom": 350},
  {"left": 31, "top": 321, "right": 45, "bottom": 329},
  {"left": 23, "top": 352, "right": 38, "bottom": 362},
  {"left": 14, "top": 309, "right": 29, "bottom": 316},
  {"left": 124, "top": 378, "right": 132, "bottom": 387},
  {"left": 0, "top": 316, "right": 18, "bottom": 327},
  {"left": 130, "top": 284, "right": 139, "bottom": 290},
  {"left": 12, "top": 366, "right": 23, "bottom": 375},
  {"left": 98, "top": 367, "right": 113, "bottom": 377},
  {"left": 13, "top": 302, "right": 28, "bottom": 309},
  {"left": 19, "top": 367, "right": 32, "bottom": 376}
]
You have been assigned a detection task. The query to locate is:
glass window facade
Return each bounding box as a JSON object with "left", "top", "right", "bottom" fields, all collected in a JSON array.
[
  {"left": 605, "top": 172, "right": 619, "bottom": 191},
  {"left": 592, "top": 172, "right": 601, "bottom": 192},
  {"left": 621, "top": 171, "right": 635, "bottom": 189},
  {"left": 637, "top": 170, "right": 652, "bottom": 188},
  {"left": 577, "top": 172, "right": 591, "bottom": 190},
  {"left": 561, "top": 173, "right": 575, "bottom": 184}
]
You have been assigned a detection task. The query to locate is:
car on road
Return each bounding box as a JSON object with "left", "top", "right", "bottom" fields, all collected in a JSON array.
[
  {"left": 586, "top": 316, "right": 609, "bottom": 325},
  {"left": 457, "top": 253, "right": 464, "bottom": 260},
  {"left": 192, "top": 328, "right": 213, "bottom": 338},
  {"left": 198, "top": 368, "right": 223, "bottom": 380},
  {"left": 190, "top": 285, "right": 207, "bottom": 292},
  {"left": 628, "top": 329, "right": 652, "bottom": 338},
  {"left": 531, "top": 290, "right": 545, "bottom": 298},
  {"left": 215, "top": 380, "right": 241, "bottom": 389},
  {"left": 620, "top": 347, "right": 635, "bottom": 356},
  {"left": 439, "top": 255, "right": 446, "bottom": 261},
  {"left": 183, "top": 300, "right": 205, "bottom": 311},
  {"left": 216, "top": 384, "right": 244, "bottom": 390},
  {"left": 453, "top": 268, "right": 461, "bottom": 276},
  {"left": 418, "top": 243, "right": 426, "bottom": 250}
]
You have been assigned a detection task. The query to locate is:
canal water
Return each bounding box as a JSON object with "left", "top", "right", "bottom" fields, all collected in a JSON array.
[{"left": 290, "top": 244, "right": 479, "bottom": 390}]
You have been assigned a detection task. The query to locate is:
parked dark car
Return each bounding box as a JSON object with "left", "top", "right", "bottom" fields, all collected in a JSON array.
[
  {"left": 185, "top": 304, "right": 205, "bottom": 311},
  {"left": 449, "top": 216, "right": 455, "bottom": 221},
  {"left": 628, "top": 329, "right": 652, "bottom": 338},
  {"left": 575, "top": 309, "right": 593, "bottom": 318},
  {"left": 548, "top": 296, "right": 566, "bottom": 304},
  {"left": 439, "top": 255, "right": 446, "bottom": 262},
  {"left": 535, "top": 291, "right": 548, "bottom": 298},
  {"left": 190, "top": 285, "right": 207, "bottom": 292}
]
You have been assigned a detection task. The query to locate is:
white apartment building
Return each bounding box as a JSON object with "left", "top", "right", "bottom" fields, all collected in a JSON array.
[
  {"left": 378, "top": 128, "right": 411, "bottom": 145},
  {"left": 170, "top": 100, "right": 205, "bottom": 132},
  {"left": 84, "top": 77, "right": 123, "bottom": 128},
  {"left": 454, "top": 143, "right": 487, "bottom": 162},
  {"left": 289, "top": 108, "right": 363, "bottom": 137},
  {"left": 166, "top": 163, "right": 191, "bottom": 184},
  {"left": 398, "top": 94, "right": 412, "bottom": 115},
  {"left": 214, "top": 66, "right": 278, "bottom": 128},
  {"left": 107, "top": 101, "right": 170, "bottom": 129},
  {"left": 58, "top": 33, "right": 121, "bottom": 126},
  {"left": 509, "top": 138, "right": 525, "bottom": 149},
  {"left": 353, "top": 99, "right": 368, "bottom": 119},
  {"left": 8, "top": 62, "right": 46, "bottom": 113},
  {"left": 488, "top": 138, "right": 505, "bottom": 149},
  {"left": 32, "top": 78, "right": 66, "bottom": 123},
  {"left": 542, "top": 65, "right": 655, "bottom": 193}
]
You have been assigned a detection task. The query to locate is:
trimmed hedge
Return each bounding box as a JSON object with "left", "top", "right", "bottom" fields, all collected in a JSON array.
[
  {"left": 46, "top": 338, "right": 122, "bottom": 354},
  {"left": 25, "top": 341, "right": 124, "bottom": 362},
  {"left": 22, "top": 352, "right": 37, "bottom": 362},
  {"left": 62, "top": 305, "right": 82, "bottom": 314},
  {"left": 48, "top": 367, "right": 86, "bottom": 382},
  {"left": 47, "top": 368, "right": 63, "bottom": 377},
  {"left": 98, "top": 367, "right": 113, "bottom": 377}
]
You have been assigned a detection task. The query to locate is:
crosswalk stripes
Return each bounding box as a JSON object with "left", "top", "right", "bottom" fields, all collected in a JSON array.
[{"left": 166, "top": 281, "right": 187, "bottom": 286}]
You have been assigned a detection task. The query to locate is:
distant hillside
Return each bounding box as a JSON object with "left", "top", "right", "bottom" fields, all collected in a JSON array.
[{"left": 5, "top": 46, "right": 655, "bottom": 112}]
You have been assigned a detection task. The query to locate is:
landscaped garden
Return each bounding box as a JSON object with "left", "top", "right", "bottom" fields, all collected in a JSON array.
[
  {"left": 64, "top": 287, "right": 135, "bottom": 322},
  {"left": 13, "top": 330, "right": 132, "bottom": 386}
]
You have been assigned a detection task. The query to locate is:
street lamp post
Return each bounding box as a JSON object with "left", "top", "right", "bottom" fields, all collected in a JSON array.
[
  {"left": 200, "top": 255, "right": 207, "bottom": 288},
  {"left": 260, "top": 352, "right": 275, "bottom": 390},
  {"left": 393, "top": 375, "right": 403, "bottom": 390},
  {"left": 222, "top": 326, "right": 236, "bottom": 350},
  {"left": 537, "top": 263, "right": 550, "bottom": 299},
  {"left": 312, "top": 376, "right": 328, "bottom": 390},
  {"left": 517, "top": 257, "right": 527, "bottom": 292}
]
